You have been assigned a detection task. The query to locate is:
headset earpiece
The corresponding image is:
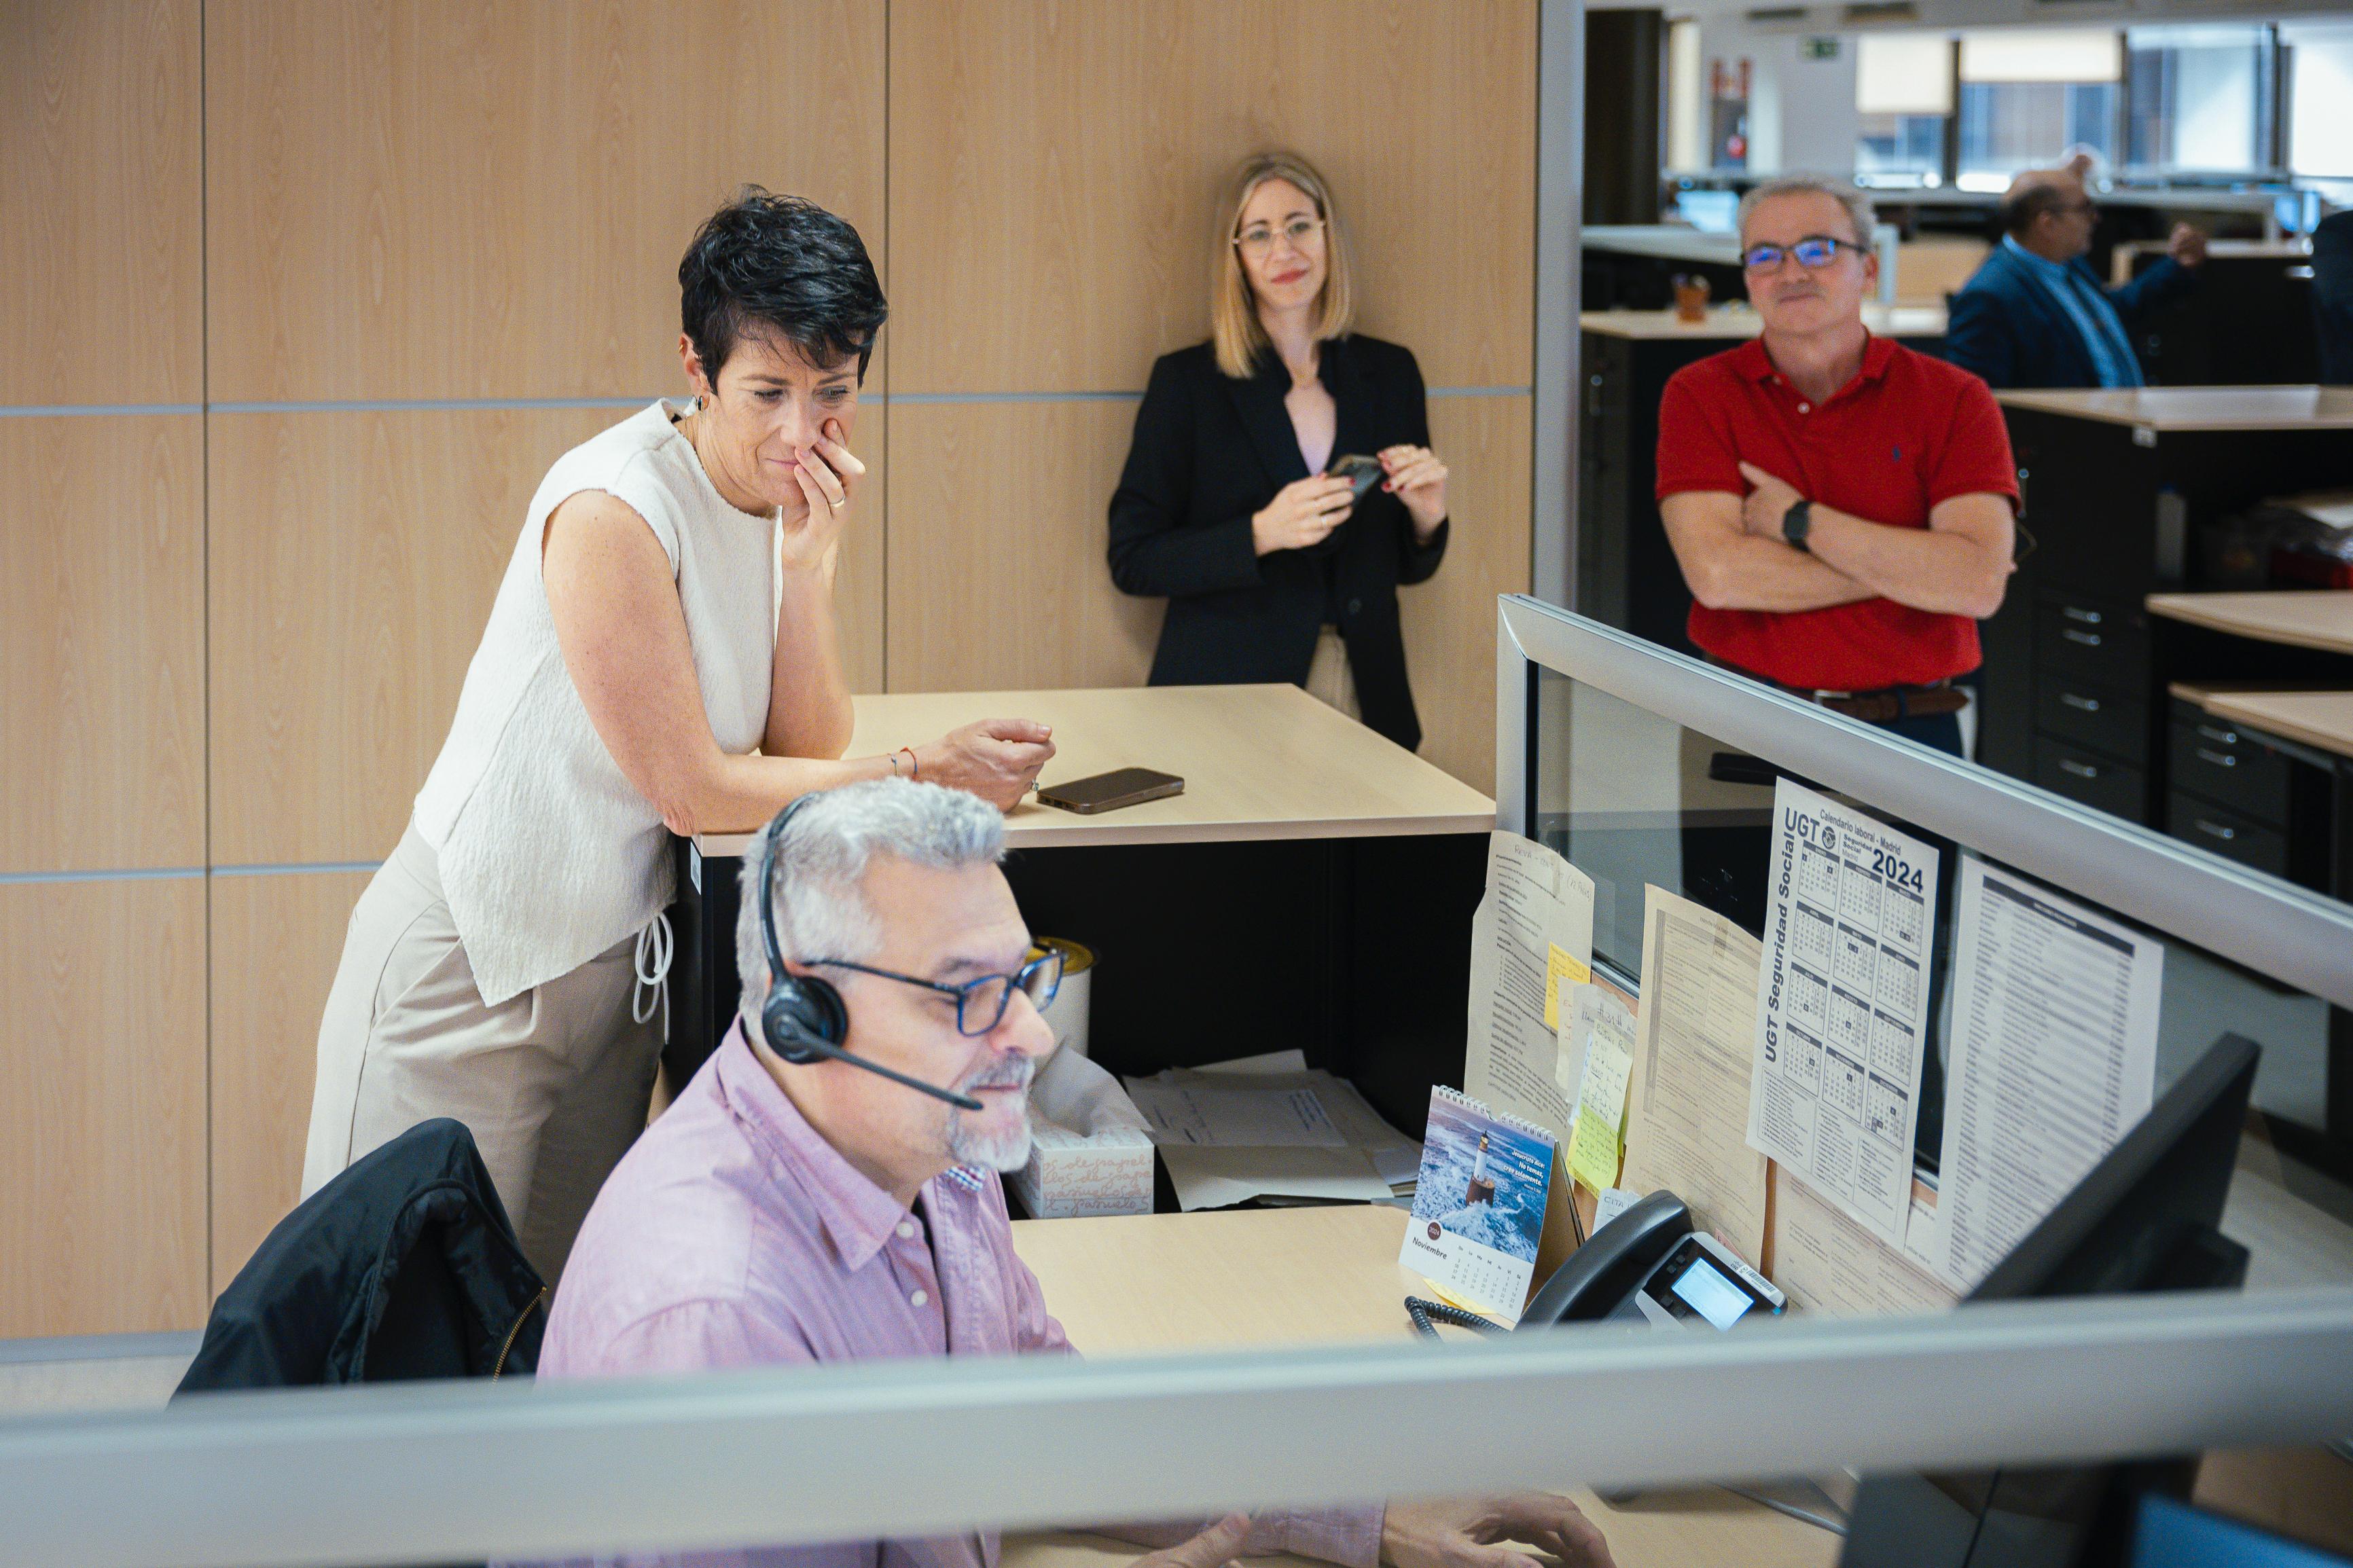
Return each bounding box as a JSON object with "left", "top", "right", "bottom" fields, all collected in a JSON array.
[
  {"left": 757, "top": 795, "right": 848, "bottom": 1065},
  {"left": 761, "top": 968, "right": 848, "bottom": 1064}
]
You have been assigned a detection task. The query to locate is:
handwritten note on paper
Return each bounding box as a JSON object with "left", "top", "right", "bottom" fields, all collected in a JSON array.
[
  {"left": 1768, "top": 1167, "right": 1958, "bottom": 1316},
  {"left": 1543, "top": 945, "right": 1594, "bottom": 1031},
  {"left": 1619, "top": 885, "right": 1770, "bottom": 1266},
  {"left": 1465, "top": 832, "right": 1596, "bottom": 1142},
  {"left": 1566, "top": 1019, "right": 1634, "bottom": 1192}
]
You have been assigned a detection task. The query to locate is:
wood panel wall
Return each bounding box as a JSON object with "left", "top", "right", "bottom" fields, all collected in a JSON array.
[{"left": 3, "top": 0, "right": 1537, "bottom": 1332}]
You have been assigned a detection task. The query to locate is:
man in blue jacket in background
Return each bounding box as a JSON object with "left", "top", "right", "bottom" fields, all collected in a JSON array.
[{"left": 1946, "top": 163, "right": 2206, "bottom": 390}]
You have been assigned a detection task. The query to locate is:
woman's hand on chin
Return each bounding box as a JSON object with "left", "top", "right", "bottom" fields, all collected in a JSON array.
[{"left": 778, "top": 419, "right": 865, "bottom": 575}]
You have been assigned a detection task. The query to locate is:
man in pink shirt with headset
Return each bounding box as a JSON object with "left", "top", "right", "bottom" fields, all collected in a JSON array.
[{"left": 538, "top": 778, "right": 1615, "bottom": 1568}]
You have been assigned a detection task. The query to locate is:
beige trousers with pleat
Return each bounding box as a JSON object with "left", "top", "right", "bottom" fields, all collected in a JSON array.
[{"left": 300, "top": 823, "right": 662, "bottom": 1287}]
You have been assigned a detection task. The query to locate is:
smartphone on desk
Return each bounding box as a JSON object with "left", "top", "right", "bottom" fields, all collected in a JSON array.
[{"left": 1035, "top": 767, "right": 1185, "bottom": 816}]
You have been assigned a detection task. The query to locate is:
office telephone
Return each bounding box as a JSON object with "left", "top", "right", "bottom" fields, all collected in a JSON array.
[{"left": 1407, "top": 1190, "right": 1785, "bottom": 1338}]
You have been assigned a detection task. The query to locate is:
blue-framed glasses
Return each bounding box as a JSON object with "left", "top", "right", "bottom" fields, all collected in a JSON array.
[
  {"left": 810, "top": 948, "right": 1064, "bottom": 1036},
  {"left": 1742, "top": 235, "right": 1862, "bottom": 273}
]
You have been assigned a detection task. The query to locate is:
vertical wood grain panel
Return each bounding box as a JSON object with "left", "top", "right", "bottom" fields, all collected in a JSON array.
[
  {"left": 204, "top": 0, "right": 888, "bottom": 402},
  {"left": 887, "top": 0, "right": 1536, "bottom": 394},
  {"left": 207, "top": 407, "right": 613, "bottom": 864},
  {"left": 885, "top": 401, "right": 1163, "bottom": 693},
  {"left": 1401, "top": 397, "right": 1533, "bottom": 796},
  {"left": 0, "top": 0, "right": 200, "bottom": 405},
  {"left": 0, "top": 416, "right": 206, "bottom": 873},
  {"left": 209, "top": 403, "right": 887, "bottom": 866},
  {"left": 0, "top": 879, "right": 208, "bottom": 1337},
  {"left": 209, "top": 870, "right": 373, "bottom": 1285}
]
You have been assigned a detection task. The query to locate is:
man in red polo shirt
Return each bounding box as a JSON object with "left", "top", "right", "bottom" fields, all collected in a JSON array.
[{"left": 1657, "top": 177, "right": 2017, "bottom": 755}]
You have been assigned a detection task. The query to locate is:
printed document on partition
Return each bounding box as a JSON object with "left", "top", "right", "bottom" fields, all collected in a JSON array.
[
  {"left": 1745, "top": 780, "right": 1940, "bottom": 1250},
  {"left": 1620, "top": 885, "right": 1770, "bottom": 1266},
  {"left": 1768, "top": 1167, "right": 1957, "bottom": 1317},
  {"left": 1932, "top": 860, "right": 2163, "bottom": 1292},
  {"left": 1463, "top": 831, "right": 1596, "bottom": 1143}
]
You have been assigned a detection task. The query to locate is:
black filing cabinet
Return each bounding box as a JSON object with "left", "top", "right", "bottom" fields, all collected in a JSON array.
[
  {"left": 1981, "top": 405, "right": 2353, "bottom": 824},
  {"left": 2159, "top": 700, "right": 2335, "bottom": 885}
]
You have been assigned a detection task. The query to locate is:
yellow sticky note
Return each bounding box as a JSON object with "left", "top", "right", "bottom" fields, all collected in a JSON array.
[
  {"left": 1543, "top": 945, "right": 1592, "bottom": 1031},
  {"left": 1566, "top": 1025, "right": 1634, "bottom": 1192}
]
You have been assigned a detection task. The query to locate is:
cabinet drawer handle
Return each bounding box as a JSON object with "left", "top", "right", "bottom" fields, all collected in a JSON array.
[
  {"left": 2194, "top": 819, "right": 2238, "bottom": 842},
  {"left": 2062, "top": 629, "right": 2104, "bottom": 647},
  {"left": 2194, "top": 748, "right": 2238, "bottom": 768},
  {"left": 2059, "top": 692, "right": 2101, "bottom": 712},
  {"left": 2195, "top": 725, "right": 2238, "bottom": 745},
  {"left": 2061, "top": 606, "right": 2104, "bottom": 625},
  {"left": 2060, "top": 759, "right": 2099, "bottom": 778}
]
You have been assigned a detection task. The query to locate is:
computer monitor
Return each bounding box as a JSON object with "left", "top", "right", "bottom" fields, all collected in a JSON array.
[
  {"left": 2132, "top": 1494, "right": 2352, "bottom": 1568},
  {"left": 1839, "top": 1032, "right": 2263, "bottom": 1568}
]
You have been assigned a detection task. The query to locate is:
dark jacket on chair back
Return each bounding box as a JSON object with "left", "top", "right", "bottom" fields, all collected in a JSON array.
[
  {"left": 175, "top": 1118, "right": 546, "bottom": 1393},
  {"left": 1107, "top": 335, "right": 1450, "bottom": 751}
]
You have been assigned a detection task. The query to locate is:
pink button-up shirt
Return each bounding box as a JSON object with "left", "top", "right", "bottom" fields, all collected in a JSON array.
[{"left": 536, "top": 1023, "right": 1384, "bottom": 1568}]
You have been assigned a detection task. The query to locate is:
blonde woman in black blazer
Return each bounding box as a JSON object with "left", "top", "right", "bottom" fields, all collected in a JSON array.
[{"left": 1107, "top": 151, "right": 1452, "bottom": 752}]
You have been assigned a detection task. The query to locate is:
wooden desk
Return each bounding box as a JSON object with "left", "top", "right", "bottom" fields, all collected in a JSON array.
[
  {"left": 694, "top": 686, "right": 1494, "bottom": 858},
  {"left": 1973, "top": 400, "right": 2353, "bottom": 814},
  {"left": 2147, "top": 592, "right": 2353, "bottom": 659},
  {"left": 1005, "top": 1206, "right": 1836, "bottom": 1568},
  {"left": 1993, "top": 386, "right": 2353, "bottom": 433},
  {"left": 666, "top": 687, "right": 1495, "bottom": 1133},
  {"left": 2193, "top": 692, "right": 2353, "bottom": 763}
]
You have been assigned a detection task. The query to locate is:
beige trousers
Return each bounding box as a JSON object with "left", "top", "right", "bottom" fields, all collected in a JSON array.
[
  {"left": 1303, "top": 625, "right": 1361, "bottom": 721},
  {"left": 301, "top": 823, "right": 662, "bottom": 1286}
]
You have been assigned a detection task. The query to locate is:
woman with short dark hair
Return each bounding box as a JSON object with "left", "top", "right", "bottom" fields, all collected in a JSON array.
[
  {"left": 1107, "top": 151, "right": 1453, "bottom": 750},
  {"left": 301, "top": 189, "right": 1054, "bottom": 1281}
]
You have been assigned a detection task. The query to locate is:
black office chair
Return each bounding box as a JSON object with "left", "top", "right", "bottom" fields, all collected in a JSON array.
[{"left": 176, "top": 1118, "right": 547, "bottom": 1394}]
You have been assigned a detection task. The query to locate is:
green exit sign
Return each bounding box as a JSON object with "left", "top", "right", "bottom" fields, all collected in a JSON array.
[{"left": 1803, "top": 35, "right": 1841, "bottom": 59}]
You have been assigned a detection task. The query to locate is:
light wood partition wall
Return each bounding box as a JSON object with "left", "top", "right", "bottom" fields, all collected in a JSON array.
[
  {"left": 884, "top": 0, "right": 1537, "bottom": 790},
  {"left": 5, "top": 0, "right": 1537, "bottom": 1335},
  {"left": 2, "top": 1, "right": 208, "bottom": 1338}
]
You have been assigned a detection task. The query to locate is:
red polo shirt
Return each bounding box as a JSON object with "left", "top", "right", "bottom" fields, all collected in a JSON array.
[{"left": 1655, "top": 334, "right": 2017, "bottom": 691}]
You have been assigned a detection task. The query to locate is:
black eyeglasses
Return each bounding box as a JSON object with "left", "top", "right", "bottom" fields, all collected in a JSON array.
[
  {"left": 1742, "top": 235, "right": 1863, "bottom": 273},
  {"left": 809, "top": 949, "right": 1064, "bottom": 1036}
]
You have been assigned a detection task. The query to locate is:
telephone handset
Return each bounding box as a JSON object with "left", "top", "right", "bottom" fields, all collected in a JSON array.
[
  {"left": 1522, "top": 1190, "right": 1695, "bottom": 1325},
  {"left": 1407, "top": 1190, "right": 1785, "bottom": 1338}
]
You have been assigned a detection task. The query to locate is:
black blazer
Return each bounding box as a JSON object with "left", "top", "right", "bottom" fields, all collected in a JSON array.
[{"left": 1107, "top": 334, "right": 1449, "bottom": 750}]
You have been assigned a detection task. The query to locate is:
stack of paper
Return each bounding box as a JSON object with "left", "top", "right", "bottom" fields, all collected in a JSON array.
[{"left": 1123, "top": 1051, "right": 1424, "bottom": 1211}]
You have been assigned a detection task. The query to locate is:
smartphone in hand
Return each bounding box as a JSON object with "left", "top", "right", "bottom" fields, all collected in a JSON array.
[{"left": 1327, "top": 453, "right": 1384, "bottom": 503}]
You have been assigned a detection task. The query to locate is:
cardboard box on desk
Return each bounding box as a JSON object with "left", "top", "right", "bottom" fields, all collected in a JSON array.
[{"left": 1010, "top": 1047, "right": 1155, "bottom": 1218}]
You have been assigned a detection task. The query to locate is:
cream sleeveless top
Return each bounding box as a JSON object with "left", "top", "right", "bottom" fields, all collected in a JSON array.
[{"left": 412, "top": 400, "right": 774, "bottom": 1006}]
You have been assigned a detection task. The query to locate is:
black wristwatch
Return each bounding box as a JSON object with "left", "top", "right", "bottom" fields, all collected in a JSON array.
[{"left": 1782, "top": 499, "right": 1813, "bottom": 553}]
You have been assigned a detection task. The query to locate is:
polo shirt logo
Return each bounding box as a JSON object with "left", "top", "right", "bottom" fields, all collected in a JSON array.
[{"left": 1891, "top": 445, "right": 1903, "bottom": 461}]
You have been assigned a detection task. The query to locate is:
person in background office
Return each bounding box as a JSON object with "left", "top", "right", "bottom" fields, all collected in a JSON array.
[
  {"left": 1944, "top": 164, "right": 2206, "bottom": 390},
  {"left": 2314, "top": 207, "right": 2353, "bottom": 384},
  {"left": 1657, "top": 177, "right": 2018, "bottom": 756},
  {"left": 528, "top": 779, "right": 1616, "bottom": 1568},
  {"left": 1107, "top": 151, "right": 1452, "bottom": 752},
  {"left": 302, "top": 189, "right": 1056, "bottom": 1286}
]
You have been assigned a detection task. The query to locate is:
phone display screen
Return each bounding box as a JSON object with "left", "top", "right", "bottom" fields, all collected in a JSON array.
[{"left": 1667, "top": 1258, "right": 1756, "bottom": 1330}]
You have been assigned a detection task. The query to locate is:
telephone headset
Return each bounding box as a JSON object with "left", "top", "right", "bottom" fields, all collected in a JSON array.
[{"left": 755, "top": 795, "right": 984, "bottom": 1112}]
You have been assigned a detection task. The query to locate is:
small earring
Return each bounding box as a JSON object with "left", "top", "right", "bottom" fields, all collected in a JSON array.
[{"left": 696, "top": 394, "right": 707, "bottom": 412}]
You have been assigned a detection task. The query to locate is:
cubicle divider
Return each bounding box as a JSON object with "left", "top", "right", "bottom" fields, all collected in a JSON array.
[{"left": 9, "top": 600, "right": 2353, "bottom": 1567}]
